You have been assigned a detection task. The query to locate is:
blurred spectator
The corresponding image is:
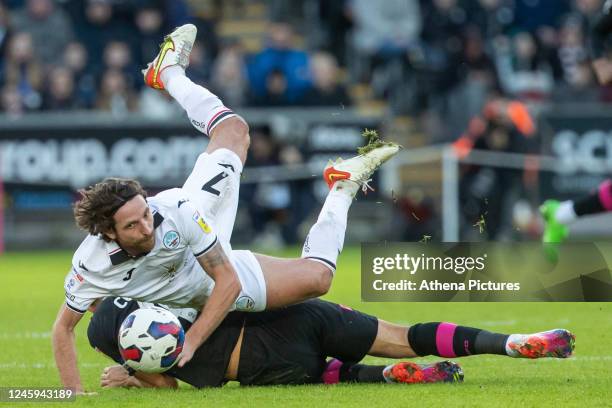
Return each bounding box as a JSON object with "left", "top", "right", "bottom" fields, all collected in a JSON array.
[
  {"left": 241, "top": 127, "right": 291, "bottom": 247},
  {"left": 191, "top": 15, "right": 219, "bottom": 63},
  {"left": 75, "top": 0, "right": 131, "bottom": 75},
  {"left": 0, "top": 5, "right": 11, "bottom": 86},
  {"left": 132, "top": 4, "right": 164, "bottom": 69},
  {"left": 249, "top": 68, "right": 291, "bottom": 106},
  {"left": 302, "top": 51, "right": 351, "bottom": 107},
  {"left": 210, "top": 40, "right": 248, "bottom": 107},
  {"left": 573, "top": 0, "right": 603, "bottom": 25},
  {"left": 95, "top": 69, "right": 138, "bottom": 114},
  {"left": 307, "top": 0, "right": 352, "bottom": 65},
  {"left": 42, "top": 66, "right": 82, "bottom": 110},
  {"left": 420, "top": 0, "right": 467, "bottom": 92},
  {"left": 0, "top": 3, "right": 10, "bottom": 64},
  {"left": 348, "top": 0, "right": 421, "bottom": 82},
  {"left": 512, "top": 0, "right": 571, "bottom": 33},
  {"left": 460, "top": 116, "right": 529, "bottom": 239},
  {"left": 468, "top": 0, "right": 514, "bottom": 41},
  {"left": 102, "top": 41, "right": 139, "bottom": 89},
  {"left": 247, "top": 22, "right": 311, "bottom": 104},
  {"left": 11, "top": 0, "right": 74, "bottom": 66},
  {"left": 495, "top": 32, "right": 555, "bottom": 101},
  {"left": 557, "top": 15, "right": 589, "bottom": 84},
  {"left": 442, "top": 28, "right": 499, "bottom": 141},
  {"left": 553, "top": 60, "right": 600, "bottom": 102},
  {"left": 1, "top": 84, "right": 24, "bottom": 116},
  {"left": 63, "top": 41, "right": 96, "bottom": 108},
  {"left": 3, "top": 32, "right": 43, "bottom": 110},
  {"left": 186, "top": 42, "right": 212, "bottom": 85}
]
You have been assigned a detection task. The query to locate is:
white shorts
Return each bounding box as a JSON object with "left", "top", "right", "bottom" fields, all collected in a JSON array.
[{"left": 229, "top": 250, "right": 267, "bottom": 312}]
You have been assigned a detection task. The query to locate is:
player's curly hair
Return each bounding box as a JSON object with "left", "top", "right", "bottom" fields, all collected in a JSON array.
[{"left": 73, "top": 178, "right": 147, "bottom": 241}]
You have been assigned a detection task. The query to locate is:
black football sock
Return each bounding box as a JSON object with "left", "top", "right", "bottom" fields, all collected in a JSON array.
[
  {"left": 408, "top": 322, "right": 509, "bottom": 357},
  {"left": 339, "top": 364, "right": 386, "bottom": 383},
  {"left": 573, "top": 180, "right": 612, "bottom": 216}
]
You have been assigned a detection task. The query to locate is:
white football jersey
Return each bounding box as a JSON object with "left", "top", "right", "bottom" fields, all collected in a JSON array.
[{"left": 64, "top": 188, "right": 219, "bottom": 313}]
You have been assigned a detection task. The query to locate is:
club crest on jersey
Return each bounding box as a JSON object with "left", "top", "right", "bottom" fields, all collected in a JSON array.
[
  {"left": 163, "top": 230, "right": 181, "bottom": 249},
  {"left": 192, "top": 211, "right": 212, "bottom": 233},
  {"left": 235, "top": 295, "right": 255, "bottom": 311}
]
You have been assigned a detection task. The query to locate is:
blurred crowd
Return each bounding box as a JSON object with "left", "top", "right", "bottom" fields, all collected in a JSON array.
[
  {"left": 0, "top": 0, "right": 609, "bottom": 119},
  {"left": 2, "top": 0, "right": 612, "bottom": 244}
]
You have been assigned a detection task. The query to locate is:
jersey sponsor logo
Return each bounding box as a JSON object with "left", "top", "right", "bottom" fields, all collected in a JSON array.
[
  {"left": 67, "top": 278, "right": 76, "bottom": 290},
  {"left": 65, "top": 291, "right": 75, "bottom": 302},
  {"left": 163, "top": 230, "right": 181, "bottom": 249},
  {"left": 192, "top": 211, "right": 212, "bottom": 233},
  {"left": 191, "top": 118, "right": 205, "bottom": 130},
  {"left": 70, "top": 267, "right": 85, "bottom": 285},
  {"left": 235, "top": 295, "right": 255, "bottom": 311}
]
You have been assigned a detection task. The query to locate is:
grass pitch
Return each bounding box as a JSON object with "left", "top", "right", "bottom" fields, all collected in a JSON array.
[{"left": 0, "top": 248, "right": 611, "bottom": 407}]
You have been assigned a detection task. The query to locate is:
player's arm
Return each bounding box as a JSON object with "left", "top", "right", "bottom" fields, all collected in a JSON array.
[
  {"left": 178, "top": 241, "right": 242, "bottom": 367},
  {"left": 51, "top": 304, "right": 85, "bottom": 392},
  {"left": 100, "top": 365, "right": 178, "bottom": 389}
]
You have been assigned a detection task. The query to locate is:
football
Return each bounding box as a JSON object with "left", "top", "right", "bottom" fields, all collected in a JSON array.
[{"left": 118, "top": 307, "right": 185, "bottom": 373}]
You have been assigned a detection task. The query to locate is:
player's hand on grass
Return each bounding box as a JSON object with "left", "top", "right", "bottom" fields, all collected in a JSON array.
[
  {"left": 176, "top": 337, "right": 196, "bottom": 367},
  {"left": 100, "top": 365, "right": 130, "bottom": 388}
]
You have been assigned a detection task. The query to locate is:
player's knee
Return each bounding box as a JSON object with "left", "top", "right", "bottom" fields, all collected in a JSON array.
[{"left": 213, "top": 117, "right": 250, "bottom": 148}]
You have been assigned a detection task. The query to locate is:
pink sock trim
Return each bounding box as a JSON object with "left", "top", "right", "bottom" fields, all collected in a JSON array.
[
  {"left": 322, "top": 359, "right": 342, "bottom": 384},
  {"left": 436, "top": 323, "right": 457, "bottom": 358},
  {"left": 598, "top": 180, "right": 612, "bottom": 211}
]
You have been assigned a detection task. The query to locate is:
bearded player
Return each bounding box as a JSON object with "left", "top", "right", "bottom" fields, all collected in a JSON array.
[{"left": 52, "top": 24, "right": 400, "bottom": 393}]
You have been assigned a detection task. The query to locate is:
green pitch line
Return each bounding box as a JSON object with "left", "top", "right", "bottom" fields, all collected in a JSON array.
[{"left": 0, "top": 249, "right": 611, "bottom": 407}]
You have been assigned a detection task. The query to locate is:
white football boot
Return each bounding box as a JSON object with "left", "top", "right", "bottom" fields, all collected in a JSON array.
[
  {"left": 143, "top": 24, "right": 197, "bottom": 90},
  {"left": 323, "top": 143, "right": 400, "bottom": 194}
]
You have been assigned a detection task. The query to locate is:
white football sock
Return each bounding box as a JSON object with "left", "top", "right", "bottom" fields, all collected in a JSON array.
[
  {"left": 160, "top": 65, "right": 184, "bottom": 86},
  {"left": 555, "top": 200, "right": 577, "bottom": 225},
  {"left": 163, "top": 72, "right": 235, "bottom": 136},
  {"left": 301, "top": 181, "right": 355, "bottom": 272}
]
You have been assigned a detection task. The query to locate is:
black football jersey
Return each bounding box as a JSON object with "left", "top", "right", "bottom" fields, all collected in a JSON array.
[{"left": 87, "top": 297, "right": 244, "bottom": 387}]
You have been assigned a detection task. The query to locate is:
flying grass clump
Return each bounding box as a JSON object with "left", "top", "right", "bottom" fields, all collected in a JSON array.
[{"left": 357, "top": 129, "right": 399, "bottom": 155}]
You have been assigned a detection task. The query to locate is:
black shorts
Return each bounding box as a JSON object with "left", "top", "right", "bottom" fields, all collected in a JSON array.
[{"left": 237, "top": 298, "right": 378, "bottom": 386}]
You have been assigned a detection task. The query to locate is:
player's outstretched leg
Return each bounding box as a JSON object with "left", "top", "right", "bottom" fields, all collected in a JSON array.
[
  {"left": 301, "top": 143, "right": 401, "bottom": 273},
  {"left": 541, "top": 179, "right": 612, "bottom": 243},
  {"left": 321, "top": 322, "right": 574, "bottom": 385},
  {"left": 143, "top": 24, "right": 248, "bottom": 161},
  {"left": 322, "top": 358, "right": 464, "bottom": 385},
  {"left": 256, "top": 143, "right": 400, "bottom": 308},
  {"left": 143, "top": 24, "right": 249, "bottom": 246}
]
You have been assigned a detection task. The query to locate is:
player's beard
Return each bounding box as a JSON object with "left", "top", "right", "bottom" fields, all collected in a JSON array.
[
  {"left": 120, "top": 234, "right": 155, "bottom": 257},
  {"left": 139, "top": 234, "right": 155, "bottom": 253}
]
